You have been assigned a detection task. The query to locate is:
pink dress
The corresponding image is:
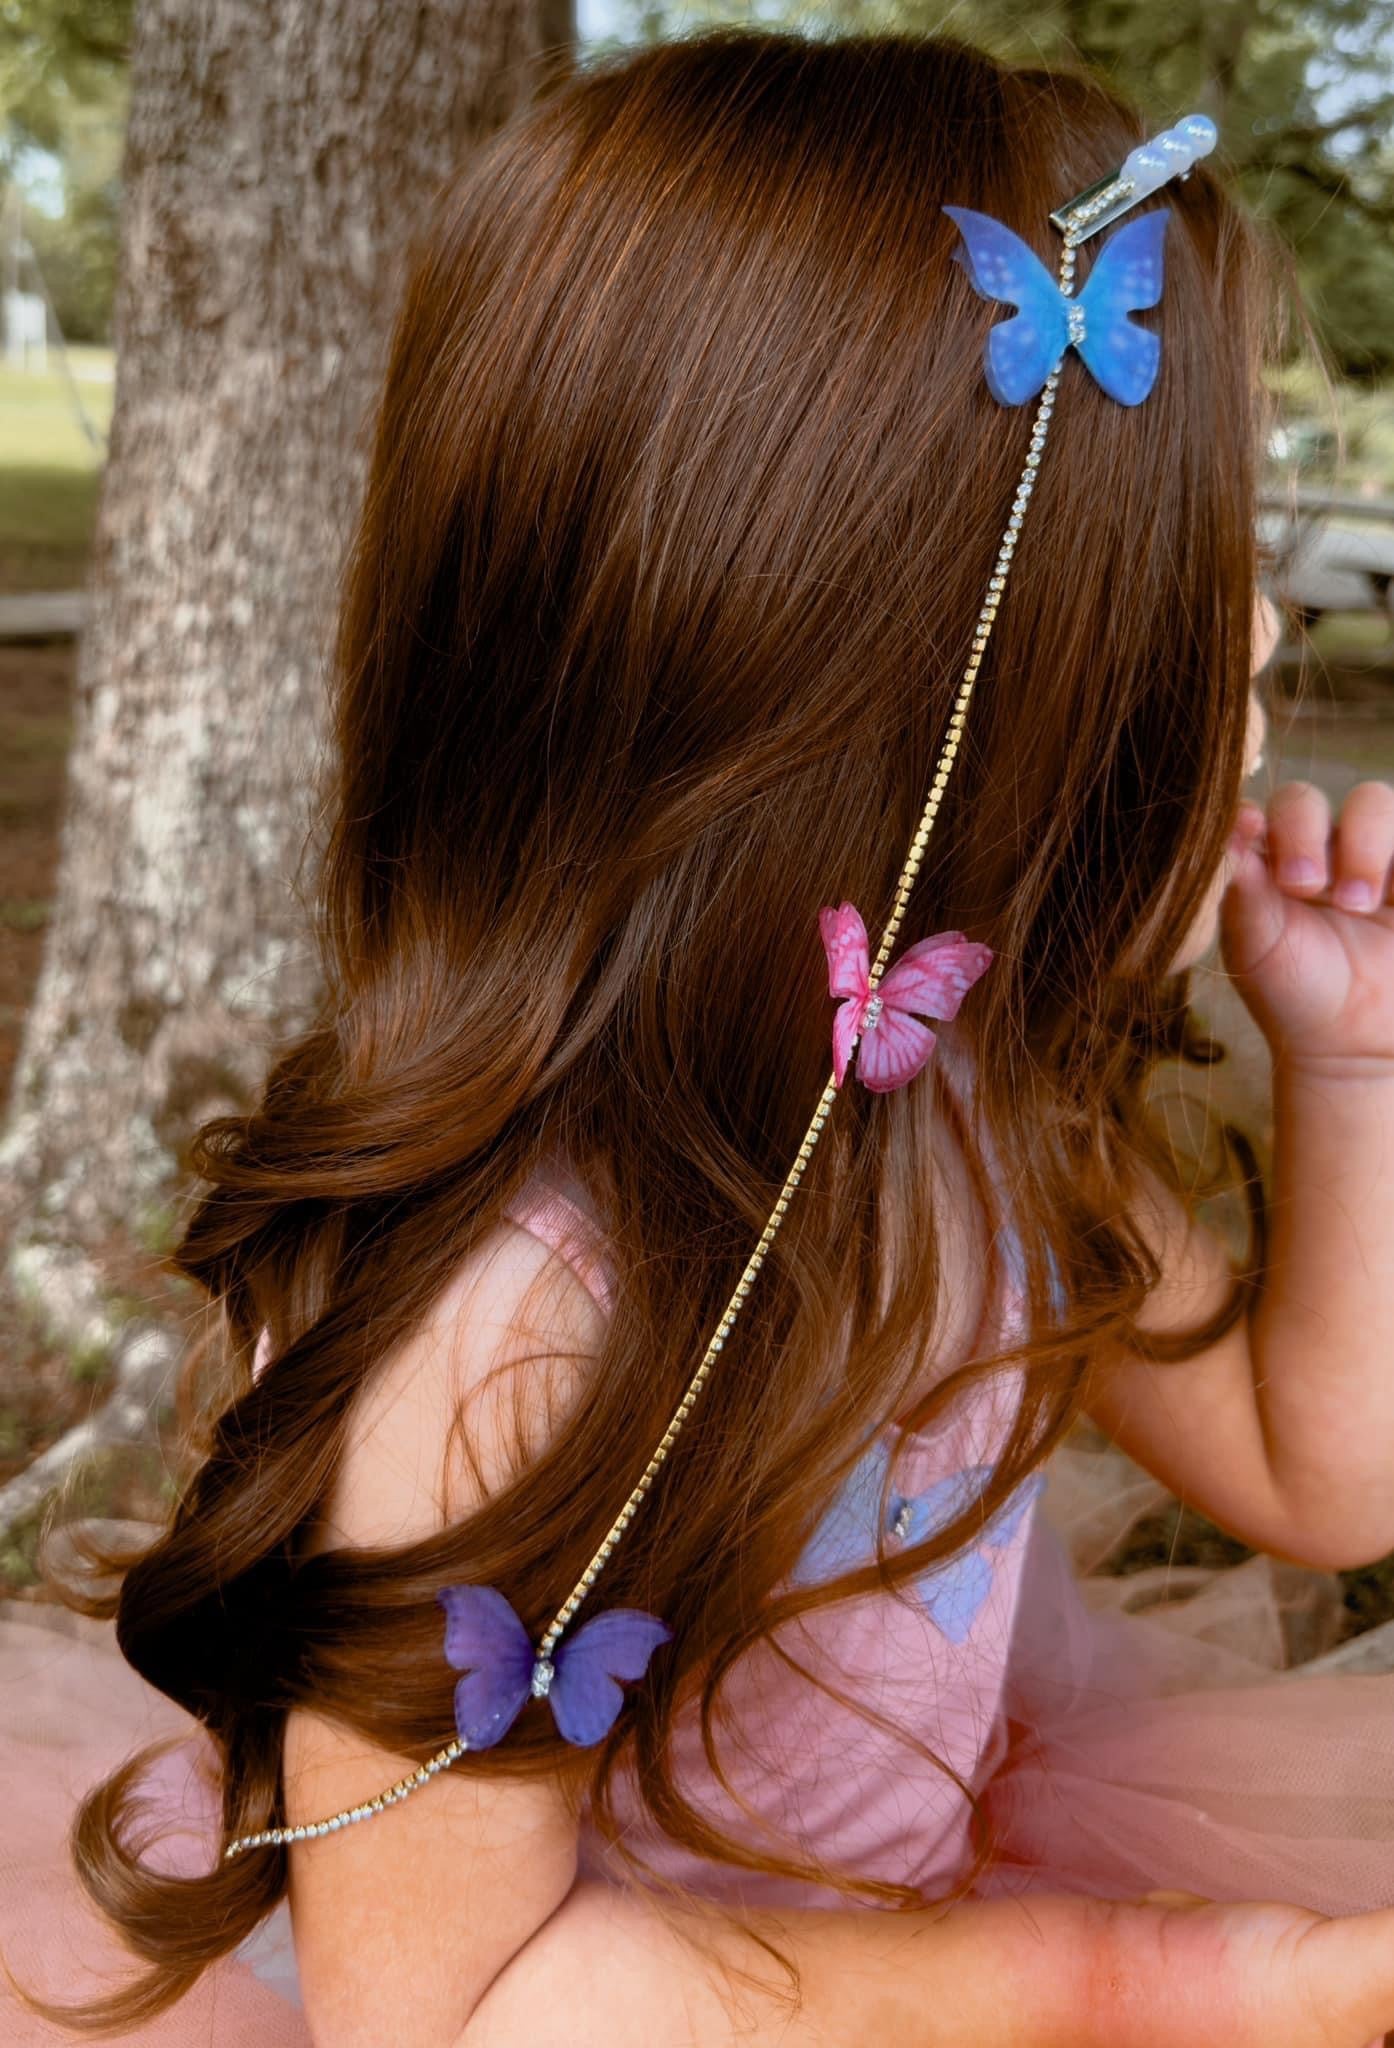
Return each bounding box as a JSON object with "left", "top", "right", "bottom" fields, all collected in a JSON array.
[{"left": 2, "top": 1159, "right": 1394, "bottom": 2039}]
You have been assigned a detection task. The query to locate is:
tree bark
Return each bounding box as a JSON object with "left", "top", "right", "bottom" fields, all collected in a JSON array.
[{"left": 0, "top": 0, "right": 561, "bottom": 1380}]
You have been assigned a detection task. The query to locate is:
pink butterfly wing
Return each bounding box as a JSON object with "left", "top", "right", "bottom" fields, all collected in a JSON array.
[
  {"left": 831, "top": 993, "right": 866, "bottom": 1088},
  {"left": 819, "top": 903, "right": 870, "bottom": 1001},
  {"left": 877, "top": 933, "right": 993, "bottom": 1024},
  {"left": 855, "top": 1008, "right": 938, "bottom": 1091}
]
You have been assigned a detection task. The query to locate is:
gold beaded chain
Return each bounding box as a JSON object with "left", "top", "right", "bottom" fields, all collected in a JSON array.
[{"left": 224, "top": 210, "right": 1105, "bottom": 1863}]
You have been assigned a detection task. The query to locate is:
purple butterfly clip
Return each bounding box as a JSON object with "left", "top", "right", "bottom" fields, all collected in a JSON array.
[{"left": 436, "top": 1585, "right": 671, "bottom": 1749}]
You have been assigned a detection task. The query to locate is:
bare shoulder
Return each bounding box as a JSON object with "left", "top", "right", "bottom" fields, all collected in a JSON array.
[{"left": 305, "top": 1214, "right": 609, "bottom": 1556}]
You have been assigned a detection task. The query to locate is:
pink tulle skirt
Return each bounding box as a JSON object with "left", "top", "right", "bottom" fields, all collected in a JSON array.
[{"left": 3, "top": 1447, "right": 1393, "bottom": 2042}]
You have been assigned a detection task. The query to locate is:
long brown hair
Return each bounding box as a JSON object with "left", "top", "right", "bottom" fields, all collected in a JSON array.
[{"left": 20, "top": 26, "right": 1275, "bottom": 2030}]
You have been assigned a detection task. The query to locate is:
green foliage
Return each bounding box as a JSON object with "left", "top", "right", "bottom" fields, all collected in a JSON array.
[
  {"left": 67, "top": 1336, "right": 111, "bottom": 1382},
  {"left": 23, "top": 178, "right": 119, "bottom": 342},
  {"left": 2, "top": 0, "right": 129, "bottom": 343},
  {"left": 0, "top": 1526, "right": 40, "bottom": 1588},
  {"left": 0, "top": 0, "right": 133, "bottom": 158}
]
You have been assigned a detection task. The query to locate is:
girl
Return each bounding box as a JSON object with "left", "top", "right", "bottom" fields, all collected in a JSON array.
[{"left": 6, "top": 27, "right": 1394, "bottom": 2047}]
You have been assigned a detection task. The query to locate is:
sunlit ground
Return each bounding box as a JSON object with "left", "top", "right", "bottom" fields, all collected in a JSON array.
[{"left": 0, "top": 349, "right": 113, "bottom": 593}]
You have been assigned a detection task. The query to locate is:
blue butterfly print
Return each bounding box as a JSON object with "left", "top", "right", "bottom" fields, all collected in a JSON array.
[
  {"left": 789, "top": 1434, "right": 900, "bottom": 1590},
  {"left": 942, "top": 206, "right": 1170, "bottom": 408},
  {"left": 886, "top": 1465, "right": 1046, "bottom": 1644},
  {"left": 791, "top": 1445, "right": 1045, "bottom": 1645},
  {"left": 436, "top": 1584, "right": 670, "bottom": 1749}
]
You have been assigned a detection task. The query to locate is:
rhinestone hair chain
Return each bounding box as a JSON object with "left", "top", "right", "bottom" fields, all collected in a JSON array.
[{"left": 224, "top": 111, "right": 1217, "bottom": 1861}]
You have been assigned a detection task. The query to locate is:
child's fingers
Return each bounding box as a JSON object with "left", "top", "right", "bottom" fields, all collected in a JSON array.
[
  {"left": 1295, "top": 1902, "right": 1394, "bottom": 2045},
  {"left": 1331, "top": 780, "right": 1394, "bottom": 914},
  {"left": 1220, "top": 840, "right": 1287, "bottom": 978},
  {"left": 1114, "top": 1896, "right": 1394, "bottom": 2045},
  {"left": 1265, "top": 781, "right": 1331, "bottom": 895},
  {"left": 1231, "top": 800, "right": 1267, "bottom": 852}
]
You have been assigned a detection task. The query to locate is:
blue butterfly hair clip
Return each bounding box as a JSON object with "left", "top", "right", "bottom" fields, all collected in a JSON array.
[
  {"left": 944, "top": 207, "right": 1167, "bottom": 407},
  {"left": 944, "top": 113, "right": 1218, "bottom": 408}
]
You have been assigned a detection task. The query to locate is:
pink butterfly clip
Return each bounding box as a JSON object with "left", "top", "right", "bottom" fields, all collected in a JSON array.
[{"left": 819, "top": 902, "right": 992, "bottom": 1091}]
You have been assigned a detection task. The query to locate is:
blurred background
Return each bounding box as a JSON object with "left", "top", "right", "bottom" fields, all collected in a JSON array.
[{"left": 0, "top": 1, "right": 1391, "bottom": 1658}]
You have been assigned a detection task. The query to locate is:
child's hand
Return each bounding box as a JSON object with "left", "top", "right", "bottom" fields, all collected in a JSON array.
[
  {"left": 1221, "top": 779, "right": 1394, "bottom": 1070},
  {"left": 1095, "top": 1890, "right": 1394, "bottom": 2047}
]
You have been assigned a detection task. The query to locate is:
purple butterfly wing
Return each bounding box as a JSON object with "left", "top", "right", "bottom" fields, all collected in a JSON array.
[
  {"left": 943, "top": 206, "right": 1069, "bottom": 407},
  {"left": 1075, "top": 210, "right": 1169, "bottom": 406},
  {"left": 436, "top": 1584, "right": 534, "bottom": 1750},
  {"left": 548, "top": 1609, "right": 671, "bottom": 1747},
  {"left": 877, "top": 933, "right": 993, "bottom": 1025}
]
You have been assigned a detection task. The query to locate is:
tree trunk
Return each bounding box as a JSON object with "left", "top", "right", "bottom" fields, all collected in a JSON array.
[{"left": 0, "top": 0, "right": 564, "bottom": 1447}]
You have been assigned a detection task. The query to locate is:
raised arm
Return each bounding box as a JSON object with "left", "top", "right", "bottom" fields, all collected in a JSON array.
[{"left": 1084, "top": 780, "right": 1394, "bottom": 1572}]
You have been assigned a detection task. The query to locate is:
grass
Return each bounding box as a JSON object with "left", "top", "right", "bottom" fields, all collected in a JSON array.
[{"left": 0, "top": 351, "right": 112, "bottom": 592}]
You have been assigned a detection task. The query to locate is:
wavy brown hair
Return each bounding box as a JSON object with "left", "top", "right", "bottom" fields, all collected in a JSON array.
[{"left": 19, "top": 25, "right": 1277, "bottom": 2032}]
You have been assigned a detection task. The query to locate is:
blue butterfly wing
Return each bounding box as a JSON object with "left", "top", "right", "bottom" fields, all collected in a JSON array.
[
  {"left": 789, "top": 1436, "right": 892, "bottom": 1587},
  {"left": 943, "top": 206, "right": 1069, "bottom": 407},
  {"left": 1075, "top": 210, "right": 1169, "bottom": 406},
  {"left": 888, "top": 1465, "right": 1010, "bottom": 1643},
  {"left": 549, "top": 1609, "right": 671, "bottom": 1746},
  {"left": 917, "top": 1549, "right": 996, "bottom": 1644},
  {"left": 435, "top": 1584, "right": 534, "bottom": 1749}
]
